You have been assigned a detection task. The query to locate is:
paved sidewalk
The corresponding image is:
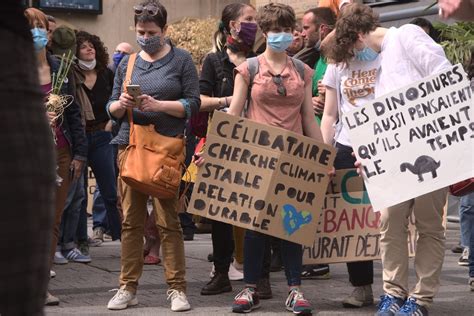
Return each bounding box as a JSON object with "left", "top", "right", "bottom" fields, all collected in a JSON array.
[{"left": 46, "top": 223, "right": 473, "bottom": 315}]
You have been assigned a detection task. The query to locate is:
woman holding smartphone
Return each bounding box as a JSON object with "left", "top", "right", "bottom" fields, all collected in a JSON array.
[{"left": 106, "top": 0, "right": 200, "bottom": 312}]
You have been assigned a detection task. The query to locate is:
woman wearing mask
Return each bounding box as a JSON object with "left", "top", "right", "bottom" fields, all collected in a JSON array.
[
  {"left": 106, "top": 0, "right": 200, "bottom": 312},
  {"left": 320, "top": 38, "right": 380, "bottom": 308},
  {"left": 24, "top": 7, "right": 87, "bottom": 305},
  {"left": 73, "top": 31, "right": 122, "bottom": 247},
  {"left": 223, "top": 3, "right": 320, "bottom": 314},
  {"left": 198, "top": 2, "right": 259, "bottom": 297}
]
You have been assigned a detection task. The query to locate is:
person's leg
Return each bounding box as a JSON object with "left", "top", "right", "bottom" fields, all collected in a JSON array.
[
  {"left": 50, "top": 147, "right": 72, "bottom": 264},
  {"left": 92, "top": 185, "right": 108, "bottom": 232},
  {"left": 153, "top": 193, "right": 191, "bottom": 311},
  {"left": 461, "top": 193, "right": 474, "bottom": 280},
  {"left": 232, "top": 230, "right": 265, "bottom": 313},
  {"left": 281, "top": 239, "right": 313, "bottom": 314},
  {"left": 76, "top": 170, "right": 89, "bottom": 247},
  {"left": 459, "top": 192, "right": 473, "bottom": 266},
  {"left": 410, "top": 188, "right": 448, "bottom": 306},
  {"left": 118, "top": 178, "right": 148, "bottom": 293},
  {"left": 233, "top": 226, "right": 245, "bottom": 265},
  {"left": 153, "top": 194, "right": 187, "bottom": 292},
  {"left": 0, "top": 27, "right": 56, "bottom": 314},
  {"left": 380, "top": 199, "right": 413, "bottom": 300},
  {"left": 60, "top": 172, "right": 89, "bottom": 261},
  {"left": 211, "top": 220, "right": 234, "bottom": 274},
  {"left": 201, "top": 220, "right": 234, "bottom": 295},
  {"left": 178, "top": 182, "right": 196, "bottom": 240},
  {"left": 88, "top": 130, "right": 121, "bottom": 240}
]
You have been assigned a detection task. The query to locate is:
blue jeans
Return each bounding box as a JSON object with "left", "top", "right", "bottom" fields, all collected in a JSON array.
[
  {"left": 83, "top": 130, "right": 121, "bottom": 240},
  {"left": 244, "top": 229, "right": 302, "bottom": 286},
  {"left": 92, "top": 185, "right": 108, "bottom": 231},
  {"left": 459, "top": 192, "right": 474, "bottom": 277},
  {"left": 60, "top": 169, "right": 85, "bottom": 250}
]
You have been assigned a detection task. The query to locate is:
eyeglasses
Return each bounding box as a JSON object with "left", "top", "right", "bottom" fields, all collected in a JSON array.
[
  {"left": 272, "top": 75, "right": 287, "bottom": 96},
  {"left": 133, "top": 4, "right": 159, "bottom": 16}
]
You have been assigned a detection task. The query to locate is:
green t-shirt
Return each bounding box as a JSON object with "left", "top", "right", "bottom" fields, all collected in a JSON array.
[{"left": 312, "top": 57, "right": 327, "bottom": 125}]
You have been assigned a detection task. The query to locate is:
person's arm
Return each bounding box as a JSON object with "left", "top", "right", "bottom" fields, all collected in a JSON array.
[
  {"left": 301, "top": 80, "right": 323, "bottom": 141},
  {"left": 320, "top": 86, "right": 338, "bottom": 145},
  {"left": 402, "top": 24, "right": 452, "bottom": 75},
  {"left": 227, "top": 72, "right": 248, "bottom": 117},
  {"left": 107, "top": 55, "right": 134, "bottom": 120},
  {"left": 439, "top": 0, "right": 474, "bottom": 21},
  {"left": 138, "top": 52, "right": 201, "bottom": 119}
]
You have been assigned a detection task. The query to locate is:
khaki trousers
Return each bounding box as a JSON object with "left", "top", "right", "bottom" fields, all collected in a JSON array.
[
  {"left": 380, "top": 188, "right": 448, "bottom": 306},
  {"left": 118, "top": 150, "right": 186, "bottom": 293}
]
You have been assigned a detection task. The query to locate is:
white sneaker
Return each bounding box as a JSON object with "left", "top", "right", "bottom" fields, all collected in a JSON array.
[
  {"left": 107, "top": 288, "right": 138, "bottom": 310},
  {"left": 50, "top": 270, "right": 56, "bottom": 278},
  {"left": 167, "top": 289, "right": 191, "bottom": 312},
  {"left": 228, "top": 262, "right": 244, "bottom": 281},
  {"left": 54, "top": 251, "right": 68, "bottom": 265}
]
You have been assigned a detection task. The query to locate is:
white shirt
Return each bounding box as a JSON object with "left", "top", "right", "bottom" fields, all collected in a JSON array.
[
  {"left": 376, "top": 24, "right": 452, "bottom": 97},
  {"left": 323, "top": 58, "right": 380, "bottom": 146}
]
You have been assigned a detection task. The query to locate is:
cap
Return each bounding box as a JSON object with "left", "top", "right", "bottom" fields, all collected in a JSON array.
[{"left": 51, "top": 25, "right": 76, "bottom": 57}]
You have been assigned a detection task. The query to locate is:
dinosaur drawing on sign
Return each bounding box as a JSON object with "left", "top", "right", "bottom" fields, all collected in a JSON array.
[{"left": 400, "top": 155, "right": 440, "bottom": 182}]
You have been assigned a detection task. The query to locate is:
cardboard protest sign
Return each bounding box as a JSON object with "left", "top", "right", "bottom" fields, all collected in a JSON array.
[
  {"left": 345, "top": 65, "right": 474, "bottom": 211},
  {"left": 303, "top": 169, "right": 417, "bottom": 264},
  {"left": 188, "top": 111, "right": 335, "bottom": 246}
]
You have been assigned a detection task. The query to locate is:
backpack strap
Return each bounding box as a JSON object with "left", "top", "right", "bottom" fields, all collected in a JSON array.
[
  {"left": 245, "top": 57, "right": 259, "bottom": 114},
  {"left": 290, "top": 57, "right": 306, "bottom": 81}
]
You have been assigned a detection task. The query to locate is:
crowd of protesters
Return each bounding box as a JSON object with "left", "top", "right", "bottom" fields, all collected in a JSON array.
[{"left": 0, "top": 0, "right": 473, "bottom": 315}]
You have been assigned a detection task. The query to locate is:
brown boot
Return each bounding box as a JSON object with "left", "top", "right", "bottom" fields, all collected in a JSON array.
[
  {"left": 201, "top": 272, "right": 232, "bottom": 295},
  {"left": 256, "top": 277, "right": 273, "bottom": 299}
]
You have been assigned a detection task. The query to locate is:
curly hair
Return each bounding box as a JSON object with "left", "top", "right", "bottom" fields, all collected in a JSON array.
[
  {"left": 326, "top": 3, "right": 379, "bottom": 64},
  {"left": 75, "top": 31, "right": 109, "bottom": 71},
  {"left": 257, "top": 3, "right": 295, "bottom": 34}
]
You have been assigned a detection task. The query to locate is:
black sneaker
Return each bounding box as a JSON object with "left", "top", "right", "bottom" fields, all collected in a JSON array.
[
  {"left": 301, "top": 264, "right": 330, "bottom": 279},
  {"left": 183, "top": 233, "right": 194, "bottom": 241},
  {"left": 451, "top": 242, "right": 464, "bottom": 254}
]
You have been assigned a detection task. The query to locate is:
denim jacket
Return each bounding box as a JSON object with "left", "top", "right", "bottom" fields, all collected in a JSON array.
[{"left": 47, "top": 53, "right": 88, "bottom": 161}]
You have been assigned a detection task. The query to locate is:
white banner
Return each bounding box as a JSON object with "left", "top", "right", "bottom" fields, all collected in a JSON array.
[{"left": 345, "top": 65, "right": 474, "bottom": 211}]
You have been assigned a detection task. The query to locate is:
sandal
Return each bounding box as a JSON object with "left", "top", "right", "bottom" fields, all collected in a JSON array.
[{"left": 144, "top": 254, "right": 161, "bottom": 265}]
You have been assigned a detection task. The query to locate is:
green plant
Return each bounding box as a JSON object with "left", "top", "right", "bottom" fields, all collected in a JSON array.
[{"left": 434, "top": 21, "right": 474, "bottom": 67}]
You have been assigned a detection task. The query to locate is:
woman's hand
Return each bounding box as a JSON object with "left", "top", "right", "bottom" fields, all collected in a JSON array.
[
  {"left": 312, "top": 96, "right": 325, "bottom": 115},
  {"left": 352, "top": 152, "right": 364, "bottom": 177},
  {"left": 138, "top": 95, "right": 162, "bottom": 112},
  {"left": 70, "top": 159, "right": 85, "bottom": 181},
  {"left": 118, "top": 92, "right": 136, "bottom": 109},
  {"left": 193, "top": 153, "right": 205, "bottom": 167}
]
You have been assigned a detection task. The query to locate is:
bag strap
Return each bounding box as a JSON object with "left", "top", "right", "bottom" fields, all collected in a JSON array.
[
  {"left": 123, "top": 53, "right": 137, "bottom": 124},
  {"left": 245, "top": 57, "right": 259, "bottom": 114},
  {"left": 123, "top": 53, "right": 137, "bottom": 143},
  {"left": 290, "top": 57, "right": 306, "bottom": 81}
]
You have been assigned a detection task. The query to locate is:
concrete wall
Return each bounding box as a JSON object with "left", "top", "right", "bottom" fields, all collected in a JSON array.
[{"left": 49, "top": 0, "right": 248, "bottom": 59}]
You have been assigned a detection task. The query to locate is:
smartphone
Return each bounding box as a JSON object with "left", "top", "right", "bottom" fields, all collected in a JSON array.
[{"left": 126, "top": 84, "right": 142, "bottom": 106}]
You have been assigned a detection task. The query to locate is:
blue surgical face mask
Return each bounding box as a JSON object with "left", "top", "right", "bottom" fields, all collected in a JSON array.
[
  {"left": 267, "top": 32, "right": 293, "bottom": 53},
  {"left": 136, "top": 35, "right": 164, "bottom": 55},
  {"left": 354, "top": 45, "right": 379, "bottom": 62},
  {"left": 31, "top": 27, "right": 48, "bottom": 51},
  {"left": 113, "top": 52, "right": 126, "bottom": 68}
]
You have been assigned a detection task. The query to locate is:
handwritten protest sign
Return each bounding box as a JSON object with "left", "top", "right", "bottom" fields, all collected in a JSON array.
[
  {"left": 303, "top": 169, "right": 417, "bottom": 264},
  {"left": 188, "top": 111, "right": 335, "bottom": 246},
  {"left": 345, "top": 65, "right": 474, "bottom": 211}
]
